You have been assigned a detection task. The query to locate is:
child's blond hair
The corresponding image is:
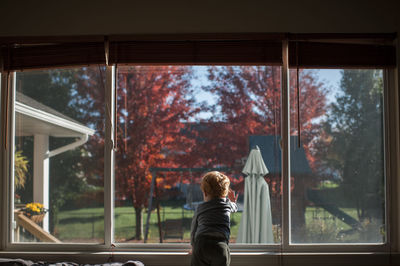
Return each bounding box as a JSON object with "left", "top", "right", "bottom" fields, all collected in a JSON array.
[{"left": 200, "top": 171, "right": 230, "bottom": 199}]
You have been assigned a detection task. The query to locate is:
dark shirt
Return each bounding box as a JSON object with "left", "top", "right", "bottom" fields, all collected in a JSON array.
[{"left": 190, "top": 198, "right": 238, "bottom": 246}]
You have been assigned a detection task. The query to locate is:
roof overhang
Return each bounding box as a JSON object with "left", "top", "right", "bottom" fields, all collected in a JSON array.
[{"left": 15, "top": 101, "right": 95, "bottom": 137}]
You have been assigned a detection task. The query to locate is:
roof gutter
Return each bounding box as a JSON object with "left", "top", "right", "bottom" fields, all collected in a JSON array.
[
  {"left": 15, "top": 101, "right": 95, "bottom": 159},
  {"left": 16, "top": 101, "right": 95, "bottom": 136},
  {"left": 46, "top": 134, "right": 89, "bottom": 158}
]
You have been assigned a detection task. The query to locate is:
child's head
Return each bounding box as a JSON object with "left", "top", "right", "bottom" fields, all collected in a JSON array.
[{"left": 200, "top": 171, "right": 230, "bottom": 199}]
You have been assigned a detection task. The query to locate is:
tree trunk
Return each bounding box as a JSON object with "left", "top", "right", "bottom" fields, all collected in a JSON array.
[{"left": 134, "top": 207, "right": 143, "bottom": 240}]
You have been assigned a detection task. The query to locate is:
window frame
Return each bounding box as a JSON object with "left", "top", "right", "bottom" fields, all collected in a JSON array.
[
  {"left": 285, "top": 68, "right": 391, "bottom": 251},
  {"left": 0, "top": 41, "right": 398, "bottom": 256}
]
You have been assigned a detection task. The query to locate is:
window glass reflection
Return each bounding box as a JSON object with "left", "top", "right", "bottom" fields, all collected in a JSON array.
[
  {"left": 114, "top": 66, "right": 282, "bottom": 244},
  {"left": 289, "top": 69, "right": 385, "bottom": 244},
  {"left": 13, "top": 67, "right": 105, "bottom": 243}
]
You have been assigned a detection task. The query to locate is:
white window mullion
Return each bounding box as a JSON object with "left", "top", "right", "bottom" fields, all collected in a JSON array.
[
  {"left": 8, "top": 72, "right": 16, "bottom": 246},
  {"left": 104, "top": 65, "right": 116, "bottom": 246},
  {"left": 1, "top": 72, "right": 12, "bottom": 249},
  {"left": 1, "top": 72, "right": 16, "bottom": 247},
  {"left": 281, "top": 40, "right": 291, "bottom": 250},
  {"left": 385, "top": 68, "right": 399, "bottom": 251},
  {"left": 0, "top": 72, "right": 5, "bottom": 249}
]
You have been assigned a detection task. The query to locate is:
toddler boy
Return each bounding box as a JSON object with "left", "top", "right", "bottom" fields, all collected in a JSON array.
[{"left": 190, "top": 171, "right": 238, "bottom": 266}]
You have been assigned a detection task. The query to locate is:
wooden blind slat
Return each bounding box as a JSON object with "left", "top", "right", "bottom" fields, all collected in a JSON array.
[
  {"left": 109, "top": 40, "right": 282, "bottom": 65},
  {"left": 1, "top": 36, "right": 396, "bottom": 70},
  {"left": 2, "top": 42, "right": 105, "bottom": 71},
  {"left": 289, "top": 42, "right": 396, "bottom": 68}
]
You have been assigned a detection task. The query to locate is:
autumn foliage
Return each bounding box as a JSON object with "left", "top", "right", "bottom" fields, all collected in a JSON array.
[
  {"left": 195, "top": 66, "right": 326, "bottom": 175},
  {"left": 114, "top": 66, "right": 201, "bottom": 239},
  {"left": 76, "top": 65, "right": 327, "bottom": 241}
]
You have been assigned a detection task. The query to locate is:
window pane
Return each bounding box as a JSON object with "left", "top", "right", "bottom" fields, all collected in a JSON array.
[
  {"left": 289, "top": 69, "right": 386, "bottom": 244},
  {"left": 13, "top": 67, "right": 105, "bottom": 243},
  {"left": 114, "top": 66, "right": 282, "bottom": 244}
]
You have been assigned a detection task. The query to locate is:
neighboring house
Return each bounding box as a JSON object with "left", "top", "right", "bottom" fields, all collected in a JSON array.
[{"left": 15, "top": 92, "right": 95, "bottom": 232}]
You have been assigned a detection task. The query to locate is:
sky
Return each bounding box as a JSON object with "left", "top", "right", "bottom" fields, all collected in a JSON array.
[
  {"left": 192, "top": 67, "right": 342, "bottom": 101},
  {"left": 318, "top": 69, "right": 341, "bottom": 89},
  {"left": 189, "top": 67, "right": 343, "bottom": 120}
]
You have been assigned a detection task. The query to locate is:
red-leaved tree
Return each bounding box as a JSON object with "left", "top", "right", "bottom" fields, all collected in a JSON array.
[
  {"left": 75, "top": 66, "right": 200, "bottom": 241},
  {"left": 115, "top": 66, "right": 200, "bottom": 240},
  {"left": 74, "top": 65, "right": 327, "bottom": 239},
  {"left": 195, "top": 66, "right": 327, "bottom": 228},
  {"left": 196, "top": 66, "right": 326, "bottom": 168}
]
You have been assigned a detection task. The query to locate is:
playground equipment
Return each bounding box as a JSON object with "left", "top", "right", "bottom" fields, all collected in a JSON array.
[
  {"left": 307, "top": 189, "right": 363, "bottom": 234},
  {"left": 144, "top": 167, "right": 230, "bottom": 243}
]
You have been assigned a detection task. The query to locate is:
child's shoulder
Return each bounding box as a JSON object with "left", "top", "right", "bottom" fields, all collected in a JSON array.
[{"left": 197, "top": 198, "right": 221, "bottom": 209}]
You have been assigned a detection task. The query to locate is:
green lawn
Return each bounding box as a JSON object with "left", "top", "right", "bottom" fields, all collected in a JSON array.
[
  {"left": 55, "top": 201, "right": 243, "bottom": 243},
  {"left": 54, "top": 203, "right": 382, "bottom": 244}
]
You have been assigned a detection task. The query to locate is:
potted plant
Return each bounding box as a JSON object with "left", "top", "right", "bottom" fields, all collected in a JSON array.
[{"left": 22, "top": 203, "right": 48, "bottom": 223}]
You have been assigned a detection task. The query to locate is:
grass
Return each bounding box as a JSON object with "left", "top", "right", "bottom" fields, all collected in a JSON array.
[
  {"left": 53, "top": 201, "right": 383, "bottom": 244},
  {"left": 54, "top": 200, "right": 243, "bottom": 243},
  {"left": 317, "top": 180, "right": 340, "bottom": 189},
  {"left": 56, "top": 207, "right": 105, "bottom": 242},
  {"left": 304, "top": 206, "right": 358, "bottom": 232},
  {"left": 300, "top": 207, "right": 385, "bottom": 243}
]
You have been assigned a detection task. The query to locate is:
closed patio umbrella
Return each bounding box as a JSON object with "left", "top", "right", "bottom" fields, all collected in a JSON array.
[{"left": 237, "top": 145, "right": 274, "bottom": 243}]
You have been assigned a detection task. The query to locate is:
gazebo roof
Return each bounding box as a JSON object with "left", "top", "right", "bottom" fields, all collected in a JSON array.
[{"left": 249, "top": 135, "right": 312, "bottom": 175}]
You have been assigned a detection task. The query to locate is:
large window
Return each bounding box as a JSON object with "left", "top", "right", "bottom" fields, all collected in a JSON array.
[
  {"left": 0, "top": 36, "right": 396, "bottom": 258},
  {"left": 289, "top": 69, "right": 386, "bottom": 244},
  {"left": 114, "top": 66, "right": 282, "bottom": 244},
  {"left": 6, "top": 66, "right": 390, "bottom": 247},
  {"left": 13, "top": 67, "right": 105, "bottom": 243}
]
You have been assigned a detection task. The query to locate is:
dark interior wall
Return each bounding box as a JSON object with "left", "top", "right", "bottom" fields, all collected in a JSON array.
[{"left": 0, "top": 0, "right": 399, "bottom": 36}]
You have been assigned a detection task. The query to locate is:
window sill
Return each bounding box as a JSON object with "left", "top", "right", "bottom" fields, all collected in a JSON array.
[{"left": 0, "top": 251, "right": 399, "bottom": 266}]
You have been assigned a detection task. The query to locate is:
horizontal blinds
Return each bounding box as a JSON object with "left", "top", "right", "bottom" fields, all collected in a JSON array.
[
  {"left": 109, "top": 40, "right": 282, "bottom": 65},
  {"left": 2, "top": 42, "right": 105, "bottom": 71},
  {"left": 289, "top": 41, "right": 396, "bottom": 68},
  {"left": 0, "top": 34, "right": 396, "bottom": 70}
]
